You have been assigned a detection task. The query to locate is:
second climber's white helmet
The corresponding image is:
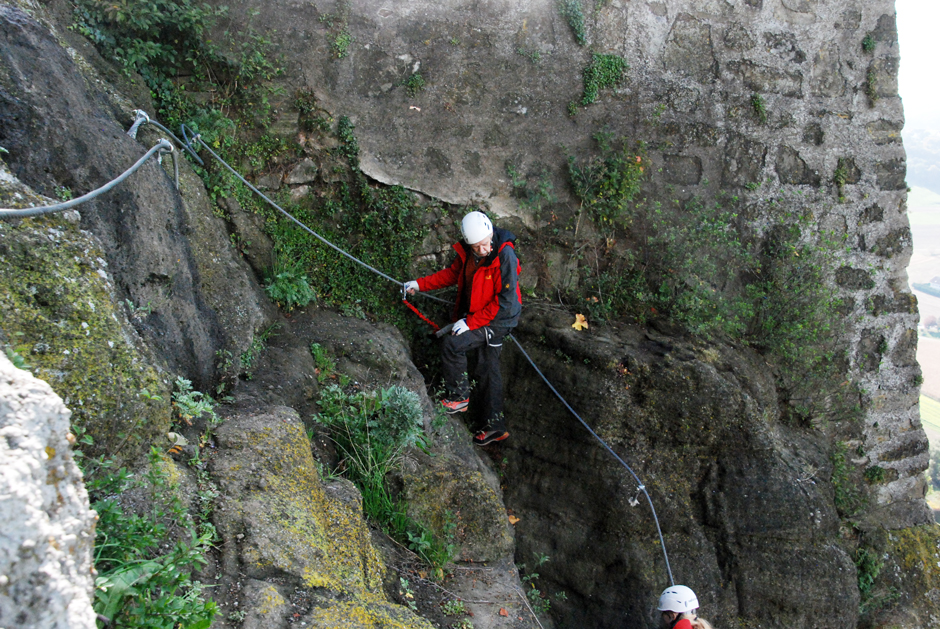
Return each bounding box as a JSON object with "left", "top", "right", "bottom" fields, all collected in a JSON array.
[
  {"left": 461, "top": 211, "right": 493, "bottom": 245},
  {"left": 657, "top": 585, "right": 699, "bottom": 613}
]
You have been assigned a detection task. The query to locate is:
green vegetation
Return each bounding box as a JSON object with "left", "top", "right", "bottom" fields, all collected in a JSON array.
[
  {"left": 855, "top": 545, "right": 884, "bottom": 610},
  {"left": 517, "top": 553, "right": 566, "bottom": 616},
  {"left": 310, "top": 342, "right": 342, "bottom": 384},
  {"left": 3, "top": 345, "right": 30, "bottom": 370},
  {"left": 73, "top": 1, "right": 282, "bottom": 138},
  {"left": 862, "top": 33, "right": 876, "bottom": 53},
  {"left": 319, "top": 0, "right": 353, "bottom": 58},
  {"left": 516, "top": 47, "right": 542, "bottom": 64},
  {"left": 568, "top": 132, "right": 645, "bottom": 226},
  {"left": 751, "top": 93, "right": 767, "bottom": 124},
  {"left": 864, "top": 465, "right": 887, "bottom": 484},
  {"left": 566, "top": 134, "right": 851, "bottom": 422},
  {"left": 294, "top": 88, "right": 333, "bottom": 133},
  {"left": 239, "top": 323, "right": 280, "bottom": 379},
  {"left": 865, "top": 68, "right": 879, "bottom": 105},
  {"left": 404, "top": 72, "right": 426, "bottom": 97},
  {"left": 441, "top": 599, "right": 467, "bottom": 616},
  {"left": 257, "top": 117, "right": 428, "bottom": 325},
  {"left": 581, "top": 54, "right": 628, "bottom": 106},
  {"left": 265, "top": 267, "right": 316, "bottom": 311},
  {"left": 172, "top": 376, "right": 220, "bottom": 428},
  {"left": 831, "top": 442, "right": 866, "bottom": 517},
  {"left": 314, "top": 384, "right": 457, "bottom": 576},
  {"left": 833, "top": 157, "right": 850, "bottom": 202},
  {"left": 77, "top": 378, "right": 224, "bottom": 626},
  {"left": 84, "top": 448, "right": 217, "bottom": 629},
  {"left": 558, "top": 0, "right": 587, "bottom": 46}
]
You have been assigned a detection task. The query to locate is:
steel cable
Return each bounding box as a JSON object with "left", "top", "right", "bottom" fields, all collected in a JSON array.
[
  {"left": 0, "top": 139, "right": 173, "bottom": 219},
  {"left": 178, "top": 116, "right": 674, "bottom": 585},
  {"left": 128, "top": 112, "right": 676, "bottom": 586},
  {"left": 506, "top": 334, "right": 675, "bottom": 586}
]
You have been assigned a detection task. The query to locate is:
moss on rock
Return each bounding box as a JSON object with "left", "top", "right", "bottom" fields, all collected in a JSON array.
[
  {"left": 301, "top": 596, "right": 433, "bottom": 628},
  {"left": 210, "top": 406, "right": 415, "bottom": 611},
  {"left": 0, "top": 169, "right": 170, "bottom": 462},
  {"left": 403, "top": 454, "right": 513, "bottom": 562}
]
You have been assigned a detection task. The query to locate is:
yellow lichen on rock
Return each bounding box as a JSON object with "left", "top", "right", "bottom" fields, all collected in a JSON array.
[
  {"left": 211, "top": 407, "right": 387, "bottom": 601},
  {"left": 301, "top": 595, "right": 433, "bottom": 629},
  {"left": 890, "top": 525, "right": 940, "bottom": 592},
  {"left": 257, "top": 585, "right": 287, "bottom": 615}
]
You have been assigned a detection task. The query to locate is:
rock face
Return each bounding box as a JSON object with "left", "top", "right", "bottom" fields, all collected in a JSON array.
[
  {"left": 214, "top": 0, "right": 926, "bottom": 540},
  {"left": 0, "top": 183, "right": 171, "bottom": 463},
  {"left": 215, "top": 0, "right": 927, "bottom": 554},
  {"left": 0, "top": 4, "right": 277, "bottom": 391},
  {"left": 208, "top": 406, "right": 433, "bottom": 629},
  {"left": 0, "top": 352, "right": 97, "bottom": 629},
  {"left": 503, "top": 311, "right": 860, "bottom": 627},
  {"left": 0, "top": 0, "right": 936, "bottom": 628}
]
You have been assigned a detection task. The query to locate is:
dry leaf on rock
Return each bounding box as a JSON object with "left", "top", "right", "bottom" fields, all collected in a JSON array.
[{"left": 572, "top": 313, "right": 589, "bottom": 331}]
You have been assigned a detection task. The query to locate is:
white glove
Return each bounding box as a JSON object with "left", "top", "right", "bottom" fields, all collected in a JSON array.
[
  {"left": 452, "top": 319, "right": 469, "bottom": 335},
  {"left": 404, "top": 280, "right": 419, "bottom": 295}
]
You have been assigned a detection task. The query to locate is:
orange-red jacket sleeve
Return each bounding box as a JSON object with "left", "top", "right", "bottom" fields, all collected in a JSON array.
[{"left": 417, "top": 254, "right": 462, "bottom": 291}]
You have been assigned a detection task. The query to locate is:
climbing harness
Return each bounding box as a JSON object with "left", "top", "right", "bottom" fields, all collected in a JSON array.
[
  {"left": 2, "top": 108, "right": 676, "bottom": 587},
  {"left": 0, "top": 139, "right": 175, "bottom": 219}
]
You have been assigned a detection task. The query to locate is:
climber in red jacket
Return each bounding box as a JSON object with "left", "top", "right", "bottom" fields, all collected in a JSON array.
[
  {"left": 405, "top": 211, "right": 522, "bottom": 446},
  {"left": 657, "top": 586, "right": 714, "bottom": 629}
]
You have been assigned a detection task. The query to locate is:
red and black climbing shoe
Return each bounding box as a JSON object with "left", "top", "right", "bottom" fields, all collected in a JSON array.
[
  {"left": 473, "top": 430, "right": 509, "bottom": 446},
  {"left": 441, "top": 397, "right": 469, "bottom": 414}
]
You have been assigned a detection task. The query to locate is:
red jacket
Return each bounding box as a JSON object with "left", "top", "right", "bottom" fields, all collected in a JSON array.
[{"left": 417, "top": 227, "right": 522, "bottom": 331}]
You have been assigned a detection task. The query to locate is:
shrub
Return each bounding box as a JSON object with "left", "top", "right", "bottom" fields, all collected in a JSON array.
[
  {"left": 172, "top": 377, "right": 219, "bottom": 427},
  {"left": 404, "top": 72, "right": 426, "bottom": 97},
  {"left": 559, "top": 0, "right": 587, "bottom": 45},
  {"left": 72, "top": 0, "right": 282, "bottom": 138},
  {"left": 87, "top": 449, "right": 217, "bottom": 628},
  {"left": 314, "top": 385, "right": 456, "bottom": 574},
  {"left": 568, "top": 133, "right": 645, "bottom": 226},
  {"left": 751, "top": 93, "right": 767, "bottom": 124},
  {"left": 264, "top": 269, "right": 316, "bottom": 311}
]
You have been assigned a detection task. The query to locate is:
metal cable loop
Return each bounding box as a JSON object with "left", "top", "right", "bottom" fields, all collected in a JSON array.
[
  {"left": 127, "top": 110, "right": 204, "bottom": 165},
  {"left": 0, "top": 140, "right": 173, "bottom": 219}
]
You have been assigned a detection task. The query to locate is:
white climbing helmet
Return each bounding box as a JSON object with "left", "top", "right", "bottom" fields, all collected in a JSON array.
[
  {"left": 461, "top": 211, "right": 493, "bottom": 245},
  {"left": 657, "top": 585, "right": 699, "bottom": 613}
]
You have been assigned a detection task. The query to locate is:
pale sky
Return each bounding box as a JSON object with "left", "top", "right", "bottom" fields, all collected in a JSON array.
[{"left": 897, "top": 0, "right": 940, "bottom": 128}]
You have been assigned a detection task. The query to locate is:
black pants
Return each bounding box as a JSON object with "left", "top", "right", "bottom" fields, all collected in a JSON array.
[{"left": 441, "top": 327, "right": 508, "bottom": 431}]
